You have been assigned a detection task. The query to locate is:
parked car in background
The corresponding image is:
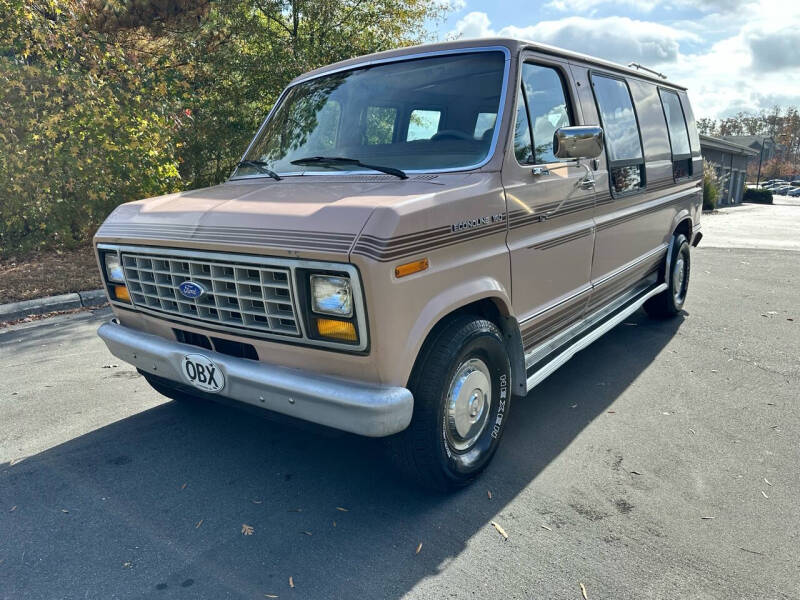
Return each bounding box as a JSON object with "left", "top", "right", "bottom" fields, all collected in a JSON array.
[
  {"left": 94, "top": 38, "right": 703, "bottom": 490},
  {"left": 787, "top": 187, "right": 800, "bottom": 197}
]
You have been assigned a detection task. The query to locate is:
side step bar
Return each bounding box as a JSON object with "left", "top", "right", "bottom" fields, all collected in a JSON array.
[{"left": 526, "top": 283, "right": 668, "bottom": 392}]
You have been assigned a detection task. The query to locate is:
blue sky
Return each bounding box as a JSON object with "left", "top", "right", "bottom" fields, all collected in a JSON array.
[{"left": 433, "top": 0, "right": 800, "bottom": 120}]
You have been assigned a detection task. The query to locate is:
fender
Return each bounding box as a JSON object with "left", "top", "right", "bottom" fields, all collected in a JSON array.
[{"left": 399, "top": 277, "right": 525, "bottom": 395}]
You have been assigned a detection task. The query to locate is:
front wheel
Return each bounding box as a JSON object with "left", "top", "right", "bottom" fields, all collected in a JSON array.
[
  {"left": 387, "top": 315, "right": 512, "bottom": 491},
  {"left": 644, "top": 233, "right": 691, "bottom": 319}
]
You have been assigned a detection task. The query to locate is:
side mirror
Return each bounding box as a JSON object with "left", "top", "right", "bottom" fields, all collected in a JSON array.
[{"left": 553, "top": 126, "right": 604, "bottom": 160}]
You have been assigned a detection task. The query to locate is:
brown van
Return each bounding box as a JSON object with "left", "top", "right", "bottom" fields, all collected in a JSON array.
[{"left": 95, "top": 38, "right": 703, "bottom": 490}]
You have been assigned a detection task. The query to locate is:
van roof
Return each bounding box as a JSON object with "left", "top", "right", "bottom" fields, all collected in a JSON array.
[{"left": 290, "top": 37, "right": 688, "bottom": 91}]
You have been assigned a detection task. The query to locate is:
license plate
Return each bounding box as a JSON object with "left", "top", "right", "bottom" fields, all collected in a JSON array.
[{"left": 181, "top": 354, "right": 225, "bottom": 393}]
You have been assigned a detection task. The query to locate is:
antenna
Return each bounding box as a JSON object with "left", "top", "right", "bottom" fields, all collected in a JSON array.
[{"left": 627, "top": 62, "right": 668, "bottom": 80}]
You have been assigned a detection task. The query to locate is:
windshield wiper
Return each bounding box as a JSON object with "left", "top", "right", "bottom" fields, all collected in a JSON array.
[
  {"left": 236, "top": 160, "right": 282, "bottom": 181},
  {"left": 290, "top": 156, "right": 408, "bottom": 180}
]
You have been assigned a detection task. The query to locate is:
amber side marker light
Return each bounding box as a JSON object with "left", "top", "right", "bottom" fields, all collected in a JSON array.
[
  {"left": 315, "top": 318, "right": 357, "bottom": 342},
  {"left": 395, "top": 258, "right": 429, "bottom": 278},
  {"left": 113, "top": 285, "right": 131, "bottom": 302}
]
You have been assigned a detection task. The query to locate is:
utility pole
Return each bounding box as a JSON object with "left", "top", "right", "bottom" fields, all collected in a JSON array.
[{"left": 756, "top": 136, "right": 767, "bottom": 186}]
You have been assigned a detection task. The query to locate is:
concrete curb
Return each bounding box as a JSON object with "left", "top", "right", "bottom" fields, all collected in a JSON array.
[{"left": 0, "top": 289, "right": 107, "bottom": 322}]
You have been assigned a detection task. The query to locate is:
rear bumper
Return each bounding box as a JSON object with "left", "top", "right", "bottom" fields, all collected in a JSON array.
[{"left": 97, "top": 320, "right": 413, "bottom": 437}]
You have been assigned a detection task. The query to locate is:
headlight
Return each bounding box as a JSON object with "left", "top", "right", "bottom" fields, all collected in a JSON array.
[
  {"left": 310, "top": 274, "right": 353, "bottom": 317},
  {"left": 104, "top": 252, "right": 125, "bottom": 283}
]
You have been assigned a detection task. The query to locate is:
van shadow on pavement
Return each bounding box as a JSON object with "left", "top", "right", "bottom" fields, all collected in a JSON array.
[{"left": 0, "top": 311, "right": 683, "bottom": 599}]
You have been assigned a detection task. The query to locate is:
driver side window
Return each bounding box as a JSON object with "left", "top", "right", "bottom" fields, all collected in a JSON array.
[{"left": 514, "top": 63, "right": 574, "bottom": 165}]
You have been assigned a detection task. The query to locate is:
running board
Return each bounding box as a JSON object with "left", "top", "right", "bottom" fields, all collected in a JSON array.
[{"left": 525, "top": 282, "right": 668, "bottom": 392}]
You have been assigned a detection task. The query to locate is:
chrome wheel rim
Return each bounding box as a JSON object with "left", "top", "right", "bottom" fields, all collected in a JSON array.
[
  {"left": 445, "top": 358, "right": 492, "bottom": 452},
  {"left": 673, "top": 255, "right": 687, "bottom": 304}
]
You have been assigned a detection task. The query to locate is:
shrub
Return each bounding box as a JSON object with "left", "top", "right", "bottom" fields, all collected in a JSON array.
[
  {"left": 702, "top": 160, "right": 720, "bottom": 210},
  {"left": 743, "top": 188, "right": 773, "bottom": 204}
]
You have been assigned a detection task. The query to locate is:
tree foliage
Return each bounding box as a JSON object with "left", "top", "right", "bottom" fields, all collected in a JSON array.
[
  {"left": 0, "top": 0, "right": 446, "bottom": 256},
  {"left": 697, "top": 105, "right": 800, "bottom": 181}
]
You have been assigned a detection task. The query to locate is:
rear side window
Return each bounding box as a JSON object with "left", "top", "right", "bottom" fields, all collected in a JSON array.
[
  {"left": 659, "top": 89, "right": 693, "bottom": 179},
  {"left": 514, "top": 63, "right": 573, "bottom": 164},
  {"left": 474, "top": 112, "right": 497, "bottom": 140},
  {"left": 591, "top": 74, "right": 645, "bottom": 194},
  {"left": 364, "top": 106, "right": 397, "bottom": 145},
  {"left": 407, "top": 109, "right": 441, "bottom": 141}
]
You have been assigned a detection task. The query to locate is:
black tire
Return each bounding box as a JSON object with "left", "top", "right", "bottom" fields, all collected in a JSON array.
[
  {"left": 139, "top": 370, "right": 202, "bottom": 404},
  {"left": 387, "top": 315, "right": 512, "bottom": 492},
  {"left": 644, "top": 233, "right": 690, "bottom": 319}
]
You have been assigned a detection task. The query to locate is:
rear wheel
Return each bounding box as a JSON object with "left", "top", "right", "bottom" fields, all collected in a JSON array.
[
  {"left": 387, "top": 315, "right": 512, "bottom": 491},
  {"left": 644, "top": 233, "right": 690, "bottom": 319}
]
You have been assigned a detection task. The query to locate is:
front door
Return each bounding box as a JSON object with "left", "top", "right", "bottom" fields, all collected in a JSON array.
[{"left": 503, "top": 56, "right": 596, "bottom": 354}]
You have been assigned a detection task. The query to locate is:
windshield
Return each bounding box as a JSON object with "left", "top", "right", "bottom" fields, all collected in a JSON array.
[{"left": 236, "top": 50, "right": 507, "bottom": 177}]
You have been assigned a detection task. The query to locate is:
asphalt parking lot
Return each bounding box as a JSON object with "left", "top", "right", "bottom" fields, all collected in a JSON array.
[{"left": 1, "top": 199, "right": 798, "bottom": 600}]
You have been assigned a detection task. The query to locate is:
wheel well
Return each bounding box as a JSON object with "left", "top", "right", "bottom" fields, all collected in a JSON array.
[
  {"left": 674, "top": 218, "right": 692, "bottom": 242},
  {"left": 414, "top": 298, "right": 527, "bottom": 400}
]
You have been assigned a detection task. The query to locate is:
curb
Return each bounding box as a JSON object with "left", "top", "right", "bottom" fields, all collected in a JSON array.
[{"left": 0, "top": 289, "right": 107, "bottom": 322}]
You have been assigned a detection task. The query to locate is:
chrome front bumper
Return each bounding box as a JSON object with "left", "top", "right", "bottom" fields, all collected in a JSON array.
[{"left": 97, "top": 321, "right": 413, "bottom": 437}]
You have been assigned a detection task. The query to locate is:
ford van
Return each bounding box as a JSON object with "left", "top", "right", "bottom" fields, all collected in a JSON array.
[{"left": 95, "top": 38, "right": 703, "bottom": 490}]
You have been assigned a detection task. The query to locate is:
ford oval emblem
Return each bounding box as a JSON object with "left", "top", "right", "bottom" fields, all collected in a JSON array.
[{"left": 178, "top": 281, "right": 207, "bottom": 299}]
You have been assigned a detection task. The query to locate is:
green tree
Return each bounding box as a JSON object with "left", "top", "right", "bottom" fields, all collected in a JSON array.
[{"left": 0, "top": 0, "right": 447, "bottom": 256}]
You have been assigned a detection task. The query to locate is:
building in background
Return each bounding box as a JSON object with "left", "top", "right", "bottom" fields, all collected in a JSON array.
[{"left": 700, "top": 135, "right": 759, "bottom": 205}]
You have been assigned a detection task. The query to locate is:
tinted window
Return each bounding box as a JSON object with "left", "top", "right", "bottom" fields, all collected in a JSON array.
[
  {"left": 513, "top": 88, "right": 534, "bottom": 164},
  {"left": 521, "top": 64, "right": 572, "bottom": 163},
  {"left": 239, "top": 51, "right": 506, "bottom": 175},
  {"left": 474, "top": 112, "right": 497, "bottom": 140},
  {"left": 592, "top": 75, "right": 643, "bottom": 163},
  {"left": 365, "top": 106, "right": 396, "bottom": 145},
  {"left": 407, "top": 109, "right": 441, "bottom": 141},
  {"left": 660, "top": 89, "right": 691, "bottom": 157}
]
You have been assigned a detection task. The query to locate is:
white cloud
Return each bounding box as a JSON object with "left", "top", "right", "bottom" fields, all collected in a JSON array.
[
  {"left": 449, "top": 13, "right": 697, "bottom": 65},
  {"left": 545, "top": 0, "right": 657, "bottom": 12},
  {"left": 545, "top": 0, "right": 748, "bottom": 12},
  {"left": 445, "top": 3, "right": 800, "bottom": 119}
]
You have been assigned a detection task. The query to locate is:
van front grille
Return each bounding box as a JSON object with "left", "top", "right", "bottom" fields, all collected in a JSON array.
[{"left": 121, "top": 251, "right": 300, "bottom": 337}]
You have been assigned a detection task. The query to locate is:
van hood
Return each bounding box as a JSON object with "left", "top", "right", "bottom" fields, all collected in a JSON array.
[{"left": 95, "top": 175, "right": 463, "bottom": 261}]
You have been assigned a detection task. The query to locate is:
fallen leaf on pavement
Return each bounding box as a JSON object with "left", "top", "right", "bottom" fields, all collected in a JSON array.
[
  {"left": 701, "top": 516, "right": 715, "bottom": 520},
  {"left": 302, "top": 531, "right": 312, "bottom": 536},
  {"left": 242, "top": 524, "right": 254, "bottom": 535},
  {"left": 181, "top": 483, "right": 187, "bottom": 490},
  {"left": 487, "top": 490, "right": 492, "bottom": 500},
  {"left": 252, "top": 500, "right": 263, "bottom": 504},
  {"left": 289, "top": 576, "right": 294, "bottom": 588},
  {"left": 580, "top": 582, "right": 588, "bottom": 599},
  {"left": 760, "top": 490, "right": 769, "bottom": 499},
  {"left": 264, "top": 595, "right": 278, "bottom": 598},
  {"left": 630, "top": 470, "right": 643, "bottom": 475},
  {"left": 195, "top": 519, "right": 203, "bottom": 529},
  {"left": 122, "top": 561, "right": 132, "bottom": 569},
  {"left": 332, "top": 521, "right": 336, "bottom": 527},
  {"left": 336, "top": 507, "right": 349, "bottom": 512},
  {"left": 61, "top": 509, "right": 69, "bottom": 513},
  {"left": 491, "top": 521, "right": 508, "bottom": 540},
  {"left": 541, "top": 525, "right": 552, "bottom": 531},
  {"left": 9, "top": 506, "right": 16, "bottom": 512},
  {"left": 764, "top": 478, "right": 772, "bottom": 486},
  {"left": 415, "top": 542, "right": 423, "bottom": 554}
]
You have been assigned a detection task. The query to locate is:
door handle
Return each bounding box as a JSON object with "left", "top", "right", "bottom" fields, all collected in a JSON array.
[{"left": 580, "top": 177, "right": 595, "bottom": 190}]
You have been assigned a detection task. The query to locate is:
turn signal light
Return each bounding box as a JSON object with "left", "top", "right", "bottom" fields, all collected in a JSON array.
[
  {"left": 113, "top": 285, "right": 131, "bottom": 302},
  {"left": 315, "top": 318, "right": 357, "bottom": 342},
  {"left": 395, "top": 258, "right": 429, "bottom": 278}
]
